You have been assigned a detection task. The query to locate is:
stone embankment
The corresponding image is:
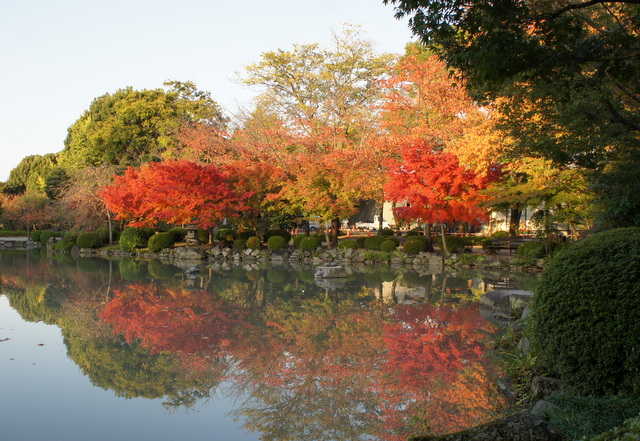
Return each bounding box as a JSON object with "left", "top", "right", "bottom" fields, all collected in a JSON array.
[
  {"left": 78, "top": 244, "right": 544, "bottom": 270},
  {"left": 0, "top": 238, "right": 41, "bottom": 249}
]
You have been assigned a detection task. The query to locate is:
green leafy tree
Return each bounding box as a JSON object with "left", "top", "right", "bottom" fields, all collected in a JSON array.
[
  {"left": 59, "top": 81, "right": 227, "bottom": 169},
  {"left": 3, "top": 154, "right": 59, "bottom": 196}
]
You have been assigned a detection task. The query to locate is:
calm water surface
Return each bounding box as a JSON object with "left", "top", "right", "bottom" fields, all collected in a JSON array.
[{"left": 0, "top": 249, "right": 538, "bottom": 441}]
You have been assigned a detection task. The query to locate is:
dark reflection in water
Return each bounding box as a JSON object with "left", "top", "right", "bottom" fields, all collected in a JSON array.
[{"left": 0, "top": 249, "right": 538, "bottom": 440}]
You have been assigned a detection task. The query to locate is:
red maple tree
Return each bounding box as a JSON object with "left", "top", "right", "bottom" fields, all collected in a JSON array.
[{"left": 100, "top": 160, "right": 254, "bottom": 230}]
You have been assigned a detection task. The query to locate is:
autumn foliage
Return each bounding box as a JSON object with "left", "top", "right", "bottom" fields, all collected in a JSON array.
[
  {"left": 100, "top": 160, "right": 253, "bottom": 229},
  {"left": 385, "top": 141, "right": 502, "bottom": 226}
]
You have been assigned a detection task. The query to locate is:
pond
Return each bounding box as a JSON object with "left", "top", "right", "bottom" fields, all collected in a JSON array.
[{"left": 0, "top": 249, "right": 539, "bottom": 441}]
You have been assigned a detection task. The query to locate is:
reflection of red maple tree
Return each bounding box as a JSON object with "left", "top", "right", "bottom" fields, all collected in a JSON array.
[
  {"left": 100, "top": 284, "right": 252, "bottom": 357},
  {"left": 373, "top": 303, "right": 504, "bottom": 438}
]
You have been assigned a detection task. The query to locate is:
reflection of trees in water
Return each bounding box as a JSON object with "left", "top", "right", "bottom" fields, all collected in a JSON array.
[{"left": 1, "top": 251, "right": 525, "bottom": 438}]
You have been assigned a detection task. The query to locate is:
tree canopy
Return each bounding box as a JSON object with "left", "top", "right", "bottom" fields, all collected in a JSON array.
[{"left": 59, "top": 81, "right": 227, "bottom": 169}]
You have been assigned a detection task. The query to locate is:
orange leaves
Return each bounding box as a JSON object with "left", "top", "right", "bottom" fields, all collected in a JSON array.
[{"left": 100, "top": 160, "right": 254, "bottom": 229}]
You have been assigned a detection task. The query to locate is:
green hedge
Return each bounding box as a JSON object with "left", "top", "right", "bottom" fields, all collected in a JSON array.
[
  {"left": 364, "top": 235, "right": 387, "bottom": 250},
  {"left": 168, "top": 227, "right": 187, "bottom": 242},
  {"left": 0, "top": 230, "right": 28, "bottom": 237},
  {"left": 148, "top": 232, "right": 174, "bottom": 253},
  {"left": 76, "top": 232, "right": 103, "bottom": 249},
  {"left": 215, "top": 228, "right": 236, "bottom": 241},
  {"left": 264, "top": 229, "right": 292, "bottom": 244},
  {"left": 119, "top": 227, "right": 148, "bottom": 252},
  {"left": 299, "top": 236, "right": 320, "bottom": 250},
  {"left": 531, "top": 228, "right": 640, "bottom": 396},
  {"left": 338, "top": 239, "right": 357, "bottom": 249},
  {"left": 437, "top": 235, "right": 467, "bottom": 253},
  {"left": 267, "top": 235, "right": 286, "bottom": 250},
  {"left": 380, "top": 239, "right": 397, "bottom": 252}
]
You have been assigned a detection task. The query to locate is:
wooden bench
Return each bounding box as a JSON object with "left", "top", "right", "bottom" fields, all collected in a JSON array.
[{"left": 488, "top": 236, "right": 536, "bottom": 255}]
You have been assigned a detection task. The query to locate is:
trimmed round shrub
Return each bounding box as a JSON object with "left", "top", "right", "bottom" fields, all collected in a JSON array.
[
  {"left": 299, "top": 236, "right": 320, "bottom": 250},
  {"left": 40, "top": 231, "right": 62, "bottom": 244},
  {"left": 380, "top": 228, "right": 395, "bottom": 237},
  {"left": 264, "top": 229, "right": 292, "bottom": 244},
  {"left": 215, "top": 228, "right": 236, "bottom": 241},
  {"left": 403, "top": 238, "right": 427, "bottom": 254},
  {"left": 168, "top": 227, "right": 187, "bottom": 242},
  {"left": 119, "top": 227, "right": 147, "bottom": 252},
  {"left": 437, "top": 235, "right": 467, "bottom": 253},
  {"left": 380, "top": 239, "right": 397, "bottom": 252},
  {"left": 148, "top": 232, "right": 174, "bottom": 253},
  {"left": 140, "top": 227, "right": 156, "bottom": 242},
  {"left": 364, "top": 235, "right": 387, "bottom": 250},
  {"left": 355, "top": 237, "right": 367, "bottom": 248},
  {"left": 30, "top": 231, "right": 42, "bottom": 242},
  {"left": 384, "top": 236, "right": 400, "bottom": 246},
  {"left": 76, "top": 232, "right": 103, "bottom": 249},
  {"left": 246, "top": 236, "right": 261, "bottom": 250},
  {"left": 267, "top": 235, "right": 286, "bottom": 250},
  {"left": 338, "top": 239, "right": 357, "bottom": 249},
  {"left": 293, "top": 235, "right": 304, "bottom": 248},
  {"left": 517, "top": 240, "right": 546, "bottom": 258},
  {"left": 492, "top": 230, "right": 509, "bottom": 237},
  {"left": 530, "top": 228, "right": 640, "bottom": 396},
  {"left": 232, "top": 239, "right": 247, "bottom": 250}
]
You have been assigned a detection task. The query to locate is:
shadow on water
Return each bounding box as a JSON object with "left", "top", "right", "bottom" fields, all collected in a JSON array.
[{"left": 0, "top": 249, "right": 539, "bottom": 440}]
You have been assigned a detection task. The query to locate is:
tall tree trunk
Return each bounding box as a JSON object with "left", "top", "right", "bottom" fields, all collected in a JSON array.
[
  {"left": 509, "top": 203, "right": 523, "bottom": 236},
  {"left": 329, "top": 217, "right": 340, "bottom": 249},
  {"left": 377, "top": 201, "right": 384, "bottom": 232},
  {"left": 440, "top": 224, "right": 450, "bottom": 255},
  {"left": 423, "top": 222, "right": 434, "bottom": 251}
]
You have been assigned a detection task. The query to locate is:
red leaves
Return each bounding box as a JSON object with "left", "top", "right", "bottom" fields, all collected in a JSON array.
[
  {"left": 100, "top": 160, "right": 254, "bottom": 229},
  {"left": 384, "top": 141, "right": 502, "bottom": 226}
]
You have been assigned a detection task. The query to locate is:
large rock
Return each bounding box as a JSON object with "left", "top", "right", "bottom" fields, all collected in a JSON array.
[
  {"left": 480, "top": 289, "right": 534, "bottom": 319},
  {"left": 314, "top": 262, "right": 347, "bottom": 279},
  {"left": 411, "top": 412, "right": 563, "bottom": 441}
]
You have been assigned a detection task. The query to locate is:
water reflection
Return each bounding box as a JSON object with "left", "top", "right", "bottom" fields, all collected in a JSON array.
[{"left": 0, "top": 249, "right": 538, "bottom": 440}]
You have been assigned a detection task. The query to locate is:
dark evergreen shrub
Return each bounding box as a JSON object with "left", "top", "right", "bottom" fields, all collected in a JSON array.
[
  {"left": 338, "top": 239, "right": 357, "bottom": 249},
  {"left": 355, "top": 237, "right": 367, "bottom": 248},
  {"left": 119, "top": 227, "right": 146, "bottom": 252},
  {"left": 517, "top": 240, "right": 546, "bottom": 258},
  {"left": 403, "top": 238, "right": 426, "bottom": 254},
  {"left": 264, "top": 229, "right": 292, "bottom": 244},
  {"left": 293, "top": 235, "right": 304, "bottom": 248},
  {"left": 215, "top": 228, "right": 235, "bottom": 241},
  {"left": 197, "top": 229, "right": 209, "bottom": 244},
  {"left": 232, "top": 239, "right": 247, "bottom": 250},
  {"left": 380, "top": 228, "right": 395, "bottom": 236},
  {"left": 141, "top": 227, "right": 156, "bottom": 241},
  {"left": 76, "top": 232, "right": 103, "bottom": 249},
  {"left": 380, "top": 239, "right": 397, "bottom": 252},
  {"left": 437, "top": 235, "right": 467, "bottom": 253},
  {"left": 267, "top": 235, "right": 286, "bottom": 250},
  {"left": 168, "top": 227, "right": 187, "bottom": 242},
  {"left": 530, "top": 228, "right": 640, "bottom": 396},
  {"left": 492, "top": 230, "right": 509, "bottom": 237},
  {"left": 385, "top": 236, "right": 400, "bottom": 246},
  {"left": 405, "top": 230, "right": 423, "bottom": 237},
  {"left": 299, "top": 236, "right": 320, "bottom": 250},
  {"left": 148, "top": 232, "right": 174, "bottom": 253},
  {"left": 40, "top": 231, "right": 62, "bottom": 244},
  {"left": 237, "top": 230, "right": 257, "bottom": 241},
  {"left": 364, "top": 235, "right": 386, "bottom": 250},
  {"left": 30, "top": 231, "right": 42, "bottom": 241},
  {"left": 246, "top": 236, "right": 261, "bottom": 250}
]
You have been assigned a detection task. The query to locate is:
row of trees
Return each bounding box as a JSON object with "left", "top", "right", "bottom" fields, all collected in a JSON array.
[{"left": 1, "top": 25, "right": 604, "bottom": 244}]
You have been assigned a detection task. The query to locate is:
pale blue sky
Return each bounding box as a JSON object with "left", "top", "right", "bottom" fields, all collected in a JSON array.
[{"left": 0, "top": 0, "right": 415, "bottom": 181}]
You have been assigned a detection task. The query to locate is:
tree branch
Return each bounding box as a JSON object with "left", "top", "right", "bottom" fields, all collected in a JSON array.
[{"left": 537, "top": 0, "right": 640, "bottom": 21}]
